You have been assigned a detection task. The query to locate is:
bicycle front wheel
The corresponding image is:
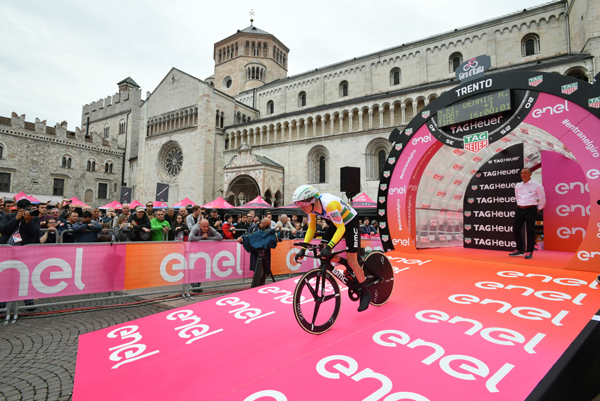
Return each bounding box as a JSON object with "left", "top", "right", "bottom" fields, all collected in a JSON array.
[
  {"left": 363, "top": 252, "right": 395, "bottom": 306},
  {"left": 293, "top": 268, "right": 341, "bottom": 335}
]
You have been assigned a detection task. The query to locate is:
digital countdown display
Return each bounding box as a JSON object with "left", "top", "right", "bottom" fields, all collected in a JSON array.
[{"left": 437, "top": 89, "right": 512, "bottom": 128}]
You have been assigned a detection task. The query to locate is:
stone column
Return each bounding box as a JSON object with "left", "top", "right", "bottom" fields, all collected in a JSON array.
[
  {"left": 312, "top": 119, "right": 317, "bottom": 137},
  {"left": 379, "top": 109, "right": 384, "bottom": 128},
  {"left": 401, "top": 104, "right": 406, "bottom": 125},
  {"left": 390, "top": 106, "right": 395, "bottom": 126},
  {"left": 358, "top": 111, "right": 363, "bottom": 131},
  {"left": 368, "top": 109, "right": 373, "bottom": 130}
]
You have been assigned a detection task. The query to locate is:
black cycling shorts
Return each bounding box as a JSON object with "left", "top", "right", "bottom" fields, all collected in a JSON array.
[{"left": 322, "top": 217, "right": 360, "bottom": 253}]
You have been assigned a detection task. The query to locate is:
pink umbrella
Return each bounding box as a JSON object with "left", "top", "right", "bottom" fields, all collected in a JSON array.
[
  {"left": 241, "top": 196, "right": 272, "bottom": 208},
  {"left": 351, "top": 192, "right": 377, "bottom": 208},
  {"left": 172, "top": 197, "right": 198, "bottom": 208},
  {"left": 129, "top": 200, "right": 143, "bottom": 209},
  {"left": 13, "top": 191, "right": 29, "bottom": 201},
  {"left": 152, "top": 201, "right": 168, "bottom": 208},
  {"left": 201, "top": 197, "right": 235, "bottom": 209},
  {"left": 27, "top": 194, "right": 42, "bottom": 203},
  {"left": 99, "top": 200, "right": 123, "bottom": 209},
  {"left": 69, "top": 196, "right": 89, "bottom": 207}
]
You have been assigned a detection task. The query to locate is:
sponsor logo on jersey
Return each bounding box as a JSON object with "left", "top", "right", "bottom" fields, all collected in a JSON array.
[
  {"left": 330, "top": 211, "right": 343, "bottom": 224},
  {"left": 464, "top": 131, "right": 488, "bottom": 153},
  {"left": 561, "top": 82, "right": 578, "bottom": 95},
  {"left": 528, "top": 75, "right": 543, "bottom": 87},
  {"left": 589, "top": 97, "right": 600, "bottom": 108}
]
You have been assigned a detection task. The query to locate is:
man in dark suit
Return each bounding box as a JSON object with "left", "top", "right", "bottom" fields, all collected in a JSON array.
[{"left": 0, "top": 198, "right": 41, "bottom": 245}]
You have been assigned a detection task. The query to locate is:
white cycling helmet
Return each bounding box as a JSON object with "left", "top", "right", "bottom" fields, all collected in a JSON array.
[{"left": 292, "top": 185, "right": 320, "bottom": 206}]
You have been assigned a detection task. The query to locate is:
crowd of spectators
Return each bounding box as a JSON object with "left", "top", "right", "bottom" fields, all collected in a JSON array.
[{"left": 0, "top": 196, "right": 381, "bottom": 246}]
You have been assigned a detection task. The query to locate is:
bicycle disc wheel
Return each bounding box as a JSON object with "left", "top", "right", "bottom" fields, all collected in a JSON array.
[
  {"left": 363, "top": 252, "right": 395, "bottom": 306},
  {"left": 293, "top": 268, "right": 341, "bottom": 335}
]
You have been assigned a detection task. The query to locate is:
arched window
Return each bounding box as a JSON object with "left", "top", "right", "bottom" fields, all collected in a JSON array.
[
  {"left": 67, "top": 158, "right": 71, "bottom": 168},
  {"left": 86, "top": 160, "right": 91, "bottom": 171},
  {"left": 339, "top": 81, "right": 349, "bottom": 97},
  {"left": 298, "top": 91, "right": 307, "bottom": 107},
  {"left": 365, "top": 138, "right": 392, "bottom": 180},
  {"left": 449, "top": 52, "right": 463, "bottom": 72},
  {"left": 103, "top": 124, "right": 110, "bottom": 138},
  {"left": 0, "top": 144, "right": 4, "bottom": 159},
  {"left": 319, "top": 157, "right": 326, "bottom": 183},
  {"left": 220, "top": 112, "right": 224, "bottom": 128},
  {"left": 390, "top": 68, "right": 401, "bottom": 86},
  {"left": 307, "top": 145, "right": 330, "bottom": 184},
  {"left": 216, "top": 110, "right": 220, "bottom": 127},
  {"left": 118, "top": 119, "right": 126, "bottom": 135},
  {"left": 267, "top": 100, "right": 274, "bottom": 115},
  {"left": 565, "top": 67, "right": 589, "bottom": 82},
  {"left": 522, "top": 34, "right": 540, "bottom": 56}
]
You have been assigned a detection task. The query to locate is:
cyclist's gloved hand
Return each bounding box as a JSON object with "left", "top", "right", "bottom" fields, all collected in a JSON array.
[
  {"left": 295, "top": 248, "right": 306, "bottom": 262},
  {"left": 319, "top": 245, "right": 332, "bottom": 258}
]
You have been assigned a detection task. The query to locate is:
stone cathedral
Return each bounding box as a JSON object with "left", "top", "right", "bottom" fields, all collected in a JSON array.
[{"left": 1, "top": 0, "right": 598, "bottom": 207}]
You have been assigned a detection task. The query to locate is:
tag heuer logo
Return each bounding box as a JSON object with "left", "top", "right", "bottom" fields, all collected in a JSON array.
[
  {"left": 388, "top": 157, "right": 396, "bottom": 164},
  {"left": 381, "top": 235, "right": 389, "bottom": 242},
  {"left": 421, "top": 110, "right": 430, "bottom": 118},
  {"left": 476, "top": 173, "right": 482, "bottom": 178},
  {"left": 465, "top": 224, "right": 471, "bottom": 230},
  {"left": 464, "top": 211, "right": 471, "bottom": 217},
  {"left": 378, "top": 196, "right": 385, "bottom": 203},
  {"left": 380, "top": 184, "right": 387, "bottom": 191},
  {"left": 468, "top": 198, "right": 475, "bottom": 204},
  {"left": 589, "top": 97, "right": 600, "bottom": 108},
  {"left": 471, "top": 185, "right": 478, "bottom": 190},
  {"left": 529, "top": 75, "right": 543, "bottom": 87},
  {"left": 561, "top": 83, "right": 578, "bottom": 95},
  {"left": 380, "top": 222, "right": 386, "bottom": 229},
  {"left": 378, "top": 209, "right": 385, "bottom": 216},
  {"left": 465, "top": 238, "right": 472, "bottom": 244},
  {"left": 488, "top": 161, "right": 493, "bottom": 164},
  {"left": 383, "top": 170, "right": 390, "bottom": 178},
  {"left": 405, "top": 128, "right": 413, "bottom": 136},
  {"left": 395, "top": 143, "right": 403, "bottom": 150},
  {"left": 464, "top": 131, "right": 489, "bottom": 153}
]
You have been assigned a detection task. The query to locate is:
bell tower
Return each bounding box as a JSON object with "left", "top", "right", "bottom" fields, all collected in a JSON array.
[{"left": 213, "top": 16, "right": 289, "bottom": 96}]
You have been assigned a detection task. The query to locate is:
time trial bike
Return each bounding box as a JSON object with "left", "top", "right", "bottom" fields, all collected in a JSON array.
[{"left": 292, "top": 242, "right": 394, "bottom": 335}]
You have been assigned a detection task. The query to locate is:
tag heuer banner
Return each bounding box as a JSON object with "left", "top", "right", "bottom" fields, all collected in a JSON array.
[
  {"left": 156, "top": 183, "right": 169, "bottom": 202},
  {"left": 464, "top": 131, "right": 489, "bottom": 153},
  {"left": 463, "top": 144, "right": 523, "bottom": 251},
  {"left": 120, "top": 187, "right": 132, "bottom": 204}
]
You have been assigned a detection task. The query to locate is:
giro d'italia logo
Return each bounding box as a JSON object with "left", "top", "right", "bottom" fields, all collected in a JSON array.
[
  {"left": 589, "top": 97, "right": 600, "bottom": 109},
  {"left": 380, "top": 183, "right": 387, "bottom": 191},
  {"left": 561, "top": 82, "right": 578, "bottom": 95},
  {"left": 421, "top": 110, "right": 430, "bottom": 119},
  {"left": 383, "top": 170, "right": 390, "bottom": 178},
  {"left": 528, "top": 75, "right": 543, "bottom": 87},
  {"left": 464, "top": 131, "right": 488, "bottom": 153},
  {"left": 405, "top": 128, "right": 413, "bottom": 136},
  {"left": 395, "top": 143, "right": 403, "bottom": 150},
  {"left": 378, "top": 209, "right": 385, "bottom": 216}
]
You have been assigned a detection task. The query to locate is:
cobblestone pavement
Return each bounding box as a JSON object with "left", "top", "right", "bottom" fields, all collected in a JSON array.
[{"left": 0, "top": 282, "right": 252, "bottom": 401}]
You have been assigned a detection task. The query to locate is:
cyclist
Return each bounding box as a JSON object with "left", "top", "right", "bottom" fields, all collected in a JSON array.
[{"left": 292, "top": 185, "right": 372, "bottom": 312}]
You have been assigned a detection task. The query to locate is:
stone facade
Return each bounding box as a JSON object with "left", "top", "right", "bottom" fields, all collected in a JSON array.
[{"left": 0, "top": 113, "right": 124, "bottom": 204}]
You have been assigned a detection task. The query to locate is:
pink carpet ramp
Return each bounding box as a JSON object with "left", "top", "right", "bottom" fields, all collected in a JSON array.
[{"left": 73, "top": 251, "right": 600, "bottom": 400}]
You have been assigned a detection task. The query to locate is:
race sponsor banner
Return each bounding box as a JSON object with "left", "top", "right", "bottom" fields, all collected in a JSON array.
[
  {"left": 0, "top": 239, "right": 384, "bottom": 302},
  {"left": 73, "top": 251, "right": 600, "bottom": 400},
  {"left": 463, "top": 144, "right": 523, "bottom": 251},
  {"left": 464, "top": 131, "right": 489, "bottom": 153},
  {"left": 522, "top": 93, "right": 600, "bottom": 272},
  {"left": 541, "top": 151, "right": 590, "bottom": 252},
  {"left": 386, "top": 125, "right": 443, "bottom": 253}
]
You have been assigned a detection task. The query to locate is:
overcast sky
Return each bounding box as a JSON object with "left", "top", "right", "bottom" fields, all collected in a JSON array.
[{"left": 1, "top": 0, "right": 556, "bottom": 128}]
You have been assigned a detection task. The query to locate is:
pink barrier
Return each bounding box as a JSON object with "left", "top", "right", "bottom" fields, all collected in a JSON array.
[{"left": 0, "top": 239, "right": 384, "bottom": 302}]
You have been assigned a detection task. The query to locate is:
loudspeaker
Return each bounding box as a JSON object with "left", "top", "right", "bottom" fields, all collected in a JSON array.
[{"left": 340, "top": 167, "right": 361, "bottom": 196}]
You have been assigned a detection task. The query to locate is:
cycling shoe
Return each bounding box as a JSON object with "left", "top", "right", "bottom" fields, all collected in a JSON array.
[{"left": 358, "top": 291, "right": 372, "bottom": 312}]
